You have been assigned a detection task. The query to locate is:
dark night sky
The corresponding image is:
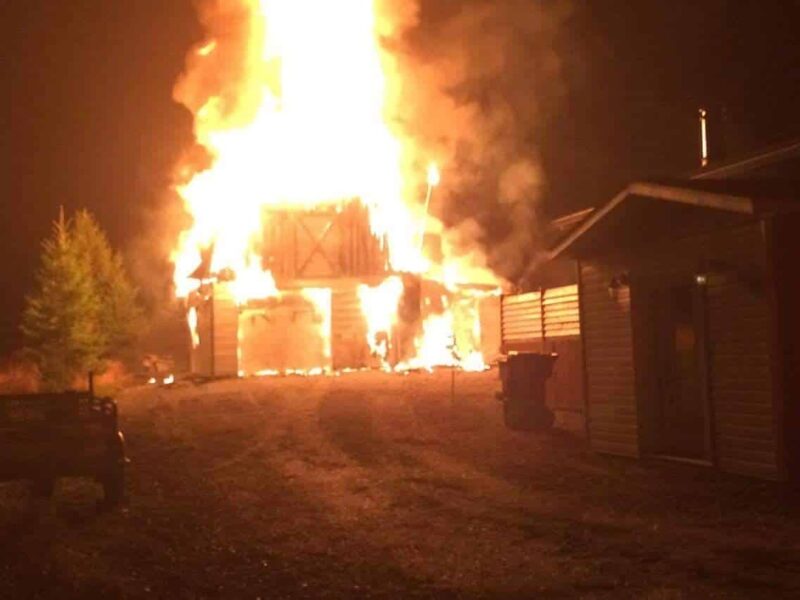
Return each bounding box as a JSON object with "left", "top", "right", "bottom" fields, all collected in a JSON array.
[{"left": 3, "top": 0, "right": 800, "bottom": 355}]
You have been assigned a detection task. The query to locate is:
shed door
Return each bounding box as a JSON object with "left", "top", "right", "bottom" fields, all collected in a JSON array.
[{"left": 653, "top": 283, "right": 708, "bottom": 460}]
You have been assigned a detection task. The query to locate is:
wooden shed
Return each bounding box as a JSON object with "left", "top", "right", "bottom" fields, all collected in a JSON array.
[{"left": 550, "top": 179, "right": 800, "bottom": 480}]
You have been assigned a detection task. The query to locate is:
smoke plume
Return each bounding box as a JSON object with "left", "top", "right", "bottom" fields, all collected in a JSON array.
[{"left": 379, "top": 0, "right": 571, "bottom": 281}]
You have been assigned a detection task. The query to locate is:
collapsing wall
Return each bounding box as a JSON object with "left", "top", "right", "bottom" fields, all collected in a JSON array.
[
  {"left": 185, "top": 196, "right": 502, "bottom": 378},
  {"left": 187, "top": 200, "right": 384, "bottom": 377},
  {"left": 189, "top": 277, "right": 499, "bottom": 378}
]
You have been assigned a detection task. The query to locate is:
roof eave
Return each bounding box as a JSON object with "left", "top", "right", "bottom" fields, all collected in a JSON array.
[{"left": 547, "top": 182, "right": 756, "bottom": 261}]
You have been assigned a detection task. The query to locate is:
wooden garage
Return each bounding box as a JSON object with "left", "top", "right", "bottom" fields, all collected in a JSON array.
[{"left": 550, "top": 180, "right": 800, "bottom": 480}]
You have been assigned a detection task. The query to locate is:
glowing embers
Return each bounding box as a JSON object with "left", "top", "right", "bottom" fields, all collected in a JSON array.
[
  {"left": 359, "top": 275, "right": 495, "bottom": 373},
  {"left": 253, "top": 367, "right": 328, "bottom": 378},
  {"left": 188, "top": 275, "right": 498, "bottom": 379},
  {"left": 147, "top": 374, "right": 175, "bottom": 386}
]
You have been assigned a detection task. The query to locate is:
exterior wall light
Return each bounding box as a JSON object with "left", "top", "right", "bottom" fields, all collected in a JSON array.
[{"left": 607, "top": 273, "right": 630, "bottom": 300}]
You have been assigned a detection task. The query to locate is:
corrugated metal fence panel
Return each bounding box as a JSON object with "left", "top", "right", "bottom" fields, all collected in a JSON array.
[
  {"left": 580, "top": 262, "right": 639, "bottom": 457},
  {"left": 543, "top": 285, "right": 581, "bottom": 338},
  {"left": 704, "top": 224, "right": 778, "bottom": 478},
  {"left": 501, "top": 292, "right": 542, "bottom": 346},
  {"left": 331, "top": 287, "right": 370, "bottom": 370},
  {"left": 501, "top": 285, "right": 580, "bottom": 350},
  {"left": 501, "top": 284, "right": 585, "bottom": 431}
]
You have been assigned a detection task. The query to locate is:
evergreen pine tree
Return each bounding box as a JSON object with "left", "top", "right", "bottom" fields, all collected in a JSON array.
[
  {"left": 72, "top": 210, "right": 144, "bottom": 353},
  {"left": 22, "top": 209, "right": 144, "bottom": 389},
  {"left": 22, "top": 212, "right": 105, "bottom": 390}
]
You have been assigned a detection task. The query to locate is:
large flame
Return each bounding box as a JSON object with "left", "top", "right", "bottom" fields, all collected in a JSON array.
[
  {"left": 358, "top": 276, "right": 403, "bottom": 364},
  {"left": 172, "top": 0, "right": 498, "bottom": 373}
]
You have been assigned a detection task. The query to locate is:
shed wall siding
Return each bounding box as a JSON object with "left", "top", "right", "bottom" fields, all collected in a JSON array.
[
  {"left": 579, "top": 261, "right": 639, "bottom": 457},
  {"left": 545, "top": 336, "right": 586, "bottom": 432},
  {"left": 627, "top": 222, "right": 779, "bottom": 478},
  {"left": 773, "top": 213, "right": 800, "bottom": 481},
  {"left": 705, "top": 225, "right": 778, "bottom": 478}
]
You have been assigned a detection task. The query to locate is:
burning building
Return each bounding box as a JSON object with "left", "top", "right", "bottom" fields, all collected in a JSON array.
[{"left": 170, "top": 1, "right": 501, "bottom": 377}]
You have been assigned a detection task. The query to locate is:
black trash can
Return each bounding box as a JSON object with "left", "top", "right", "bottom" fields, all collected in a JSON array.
[{"left": 497, "top": 352, "right": 558, "bottom": 431}]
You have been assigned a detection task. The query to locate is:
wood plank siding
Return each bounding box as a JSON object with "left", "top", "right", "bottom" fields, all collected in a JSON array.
[
  {"left": 263, "top": 202, "right": 387, "bottom": 282},
  {"left": 331, "top": 287, "right": 370, "bottom": 370},
  {"left": 191, "top": 283, "right": 239, "bottom": 378},
  {"left": 578, "top": 262, "right": 639, "bottom": 457},
  {"left": 641, "top": 223, "right": 776, "bottom": 478},
  {"left": 583, "top": 222, "right": 781, "bottom": 478},
  {"left": 707, "top": 251, "right": 777, "bottom": 479},
  {"left": 768, "top": 213, "right": 800, "bottom": 480}
]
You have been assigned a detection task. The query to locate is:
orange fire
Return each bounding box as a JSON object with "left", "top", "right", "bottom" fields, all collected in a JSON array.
[
  {"left": 172, "top": 0, "right": 499, "bottom": 374},
  {"left": 358, "top": 276, "right": 404, "bottom": 365}
]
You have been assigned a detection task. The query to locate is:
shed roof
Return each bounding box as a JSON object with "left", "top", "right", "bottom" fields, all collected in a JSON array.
[
  {"left": 691, "top": 138, "right": 800, "bottom": 180},
  {"left": 549, "top": 181, "right": 800, "bottom": 260}
]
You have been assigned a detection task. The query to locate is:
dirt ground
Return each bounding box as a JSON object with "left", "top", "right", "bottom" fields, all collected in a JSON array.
[{"left": 2, "top": 370, "right": 800, "bottom": 599}]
